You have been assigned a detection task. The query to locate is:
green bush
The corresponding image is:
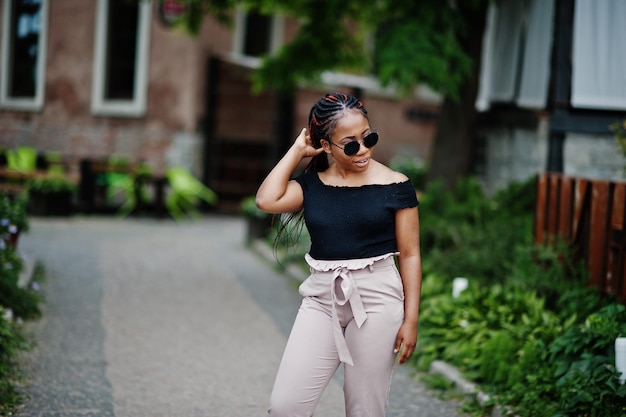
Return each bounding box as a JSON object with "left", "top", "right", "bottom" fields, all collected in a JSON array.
[
  {"left": 0, "top": 193, "right": 42, "bottom": 415},
  {"left": 0, "top": 194, "right": 42, "bottom": 319},
  {"left": 0, "top": 306, "right": 28, "bottom": 415},
  {"left": 415, "top": 278, "right": 566, "bottom": 378},
  {"left": 26, "top": 175, "right": 77, "bottom": 195},
  {"left": 413, "top": 176, "right": 626, "bottom": 416},
  {"left": 509, "top": 240, "right": 602, "bottom": 319},
  {"left": 478, "top": 331, "right": 518, "bottom": 386},
  {"left": 416, "top": 270, "right": 624, "bottom": 416},
  {"left": 500, "top": 304, "right": 626, "bottom": 417},
  {"left": 0, "top": 194, "right": 29, "bottom": 234},
  {"left": 419, "top": 176, "right": 536, "bottom": 286}
]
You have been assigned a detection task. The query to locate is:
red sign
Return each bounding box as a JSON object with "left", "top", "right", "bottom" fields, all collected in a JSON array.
[{"left": 157, "top": 0, "right": 186, "bottom": 27}]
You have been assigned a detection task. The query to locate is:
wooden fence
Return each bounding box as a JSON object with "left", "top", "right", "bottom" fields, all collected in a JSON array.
[{"left": 535, "top": 172, "right": 626, "bottom": 302}]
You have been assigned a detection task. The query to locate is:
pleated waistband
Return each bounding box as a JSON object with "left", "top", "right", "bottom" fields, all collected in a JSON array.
[{"left": 301, "top": 252, "right": 398, "bottom": 366}]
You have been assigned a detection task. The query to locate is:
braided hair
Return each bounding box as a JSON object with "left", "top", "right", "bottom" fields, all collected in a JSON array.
[{"left": 306, "top": 92, "right": 369, "bottom": 172}]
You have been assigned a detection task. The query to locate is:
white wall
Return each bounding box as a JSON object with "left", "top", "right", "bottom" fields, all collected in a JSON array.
[
  {"left": 165, "top": 132, "right": 205, "bottom": 179},
  {"left": 478, "top": 117, "right": 549, "bottom": 194},
  {"left": 479, "top": 119, "right": 626, "bottom": 194},
  {"left": 564, "top": 133, "right": 625, "bottom": 181}
]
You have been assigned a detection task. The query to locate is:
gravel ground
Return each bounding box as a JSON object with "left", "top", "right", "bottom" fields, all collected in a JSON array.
[{"left": 15, "top": 215, "right": 465, "bottom": 417}]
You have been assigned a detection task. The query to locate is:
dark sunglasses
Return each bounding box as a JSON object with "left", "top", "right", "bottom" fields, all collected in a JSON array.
[{"left": 330, "top": 131, "right": 379, "bottom": 156}]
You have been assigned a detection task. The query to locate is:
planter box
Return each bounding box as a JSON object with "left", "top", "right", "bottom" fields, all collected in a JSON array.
[
  {"left": 246, "top": 216, "right": 273, "bottom": 243},
  {"left": 28, "top": 191, "right": 74, "bottom": 216}
]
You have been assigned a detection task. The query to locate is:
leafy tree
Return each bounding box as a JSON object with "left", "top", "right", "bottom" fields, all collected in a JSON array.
[{"left": 176, "top": 0, "right": 492, "bottom": 186}]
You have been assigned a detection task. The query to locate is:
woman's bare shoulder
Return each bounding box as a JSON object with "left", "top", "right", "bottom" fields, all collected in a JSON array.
[{"left": 373, "top": 160, "right": 409, "bottom": 184}]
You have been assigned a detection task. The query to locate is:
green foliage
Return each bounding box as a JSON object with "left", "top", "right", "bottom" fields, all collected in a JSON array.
[
  {"left": 5, "top": 147, "right": 37, "bottom": 172},
  {"left": 250, "top": 3, "right": 369, "bottom": 93},
  {"left": 373, "top": 1, "right": 473, "bottom": 98},
  {"left": 502, "top": 304, "right": 626, "bottom": 417},
  {"left": 26, "top": 175, "right": 77, "bottom": 195},
  {"left": 549, "top": 304, "right": 626, "bottom": 379},
  {"left": 165, "top": 167, "right": 218, "bottom": 221},
  {"left": 0, "top": 306, "right": 28, "bottom": 416},
  {"left": 0, "top": 193, "right": 42, "bottom": 319},
  {"left": 417, "top": 272, "right": 626, "bottom": 416},
  {"left": 415, "top": 279, "right": 565, "bottom": 377},
  {"left": 389, "top": 155, "right": 427, "bottom": 190},
  {"left": 508, "top": 240, "right": 600, "bottom": 319},
  {"left": 0, "top": 198, "right": 41, "bottom": 415},
  {"left": 188, "top": 0, "right": 488, "bottom": 97},
  {"left": 0, "top": 247, "right": 42, "bottom": 321},
  {"left": 419, "top": 176, "right": 536, "bottom": 286},
  {"left": 478, "top": 331, "right": 517, "bottom": 385},
  {"left": 103, "top": 161, "right": 154, "bottom": 218},
  {"left": 414, "top": 176, "right": 626, "bottom": 416},
  {"left": 0, "top": 194, "right": 29, "bottom": 234}
]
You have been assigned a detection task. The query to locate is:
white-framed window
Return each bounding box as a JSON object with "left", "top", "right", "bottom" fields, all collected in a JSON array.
[
  {"left": 0, "top": 0, "right": 49, "bottom": 111},
  {"left": 231, "top": 7, "right": 284, "bottom": 63},
  {"left": 476, "top": 0, "right": 555, "bottom": 111},
  {"left": 572, "top": 0, "right": 626, "bottom": 110},
  {"left": 91, "top": 0, "right": 151, "bottom": 117}
]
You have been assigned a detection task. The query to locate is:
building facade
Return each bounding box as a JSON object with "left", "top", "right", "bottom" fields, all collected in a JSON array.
[
  {"left": 0, "top": 0, "right": 439, "bottom": 209},
  {"left": 475, "top": 0, "right": 626, "bottom": 193}
]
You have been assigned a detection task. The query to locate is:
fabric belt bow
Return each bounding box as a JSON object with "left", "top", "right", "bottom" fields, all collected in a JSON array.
[{"left": 331, "top": 266, "right": 367, "bottom": 366}]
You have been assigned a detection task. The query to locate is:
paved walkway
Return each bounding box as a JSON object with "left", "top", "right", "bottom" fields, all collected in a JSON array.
[{"left": 16, "top": 216, "right": 465, "bottom": 417}]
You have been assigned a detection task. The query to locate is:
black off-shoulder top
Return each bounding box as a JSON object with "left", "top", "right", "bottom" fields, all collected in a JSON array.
[{"left": 294, "top": 171, "right": 419, "bottom": 260}]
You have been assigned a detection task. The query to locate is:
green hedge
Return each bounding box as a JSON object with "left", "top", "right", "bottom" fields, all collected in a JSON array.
[
  {"left": 0, "top": 193, "right": 42, "bottom": 415},
  {"left": 413, "top": 175, "right": 626, "bottom": 417},
  {"left": 0, "top": 306, "right": 28, "bottom": 415}
]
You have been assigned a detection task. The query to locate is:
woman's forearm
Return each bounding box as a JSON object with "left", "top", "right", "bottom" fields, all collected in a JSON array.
[
  {"left": 256, "top": 145, "right": 303, "bottom": 207},
  {"left": 256, "top": 128, "right": 319, "bottom": 214},
  {"left": 398, "top": 254, "right": 422, "bottom": 324}
]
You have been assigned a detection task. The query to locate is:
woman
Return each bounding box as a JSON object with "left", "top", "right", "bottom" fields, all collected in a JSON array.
[{"left": 256, "top": 92, "right": 422, "bottom": 417}]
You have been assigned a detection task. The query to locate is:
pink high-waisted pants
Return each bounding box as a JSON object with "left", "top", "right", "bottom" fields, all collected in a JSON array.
[{"left": 268, "top": 254, "right": 405, "bottom": 417}]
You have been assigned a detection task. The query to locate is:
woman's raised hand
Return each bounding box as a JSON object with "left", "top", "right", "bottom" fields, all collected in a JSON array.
[
  {"left": 294, "top": 128, "right": 325, "bottom": 158},
  {"left": 256, "top": 127, "right": 323, "bottom": 213}
]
